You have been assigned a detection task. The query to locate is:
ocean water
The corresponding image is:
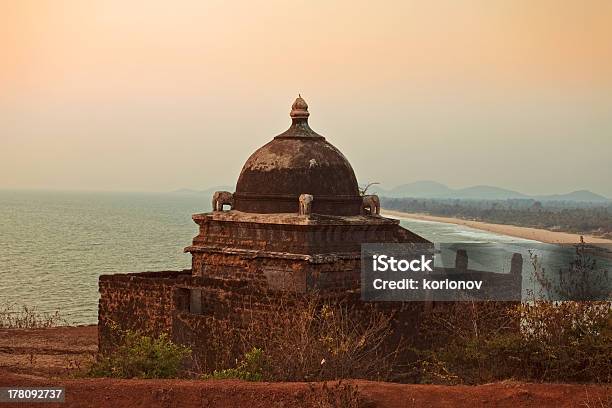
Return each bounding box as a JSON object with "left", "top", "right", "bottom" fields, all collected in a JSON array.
[
  {"left": 0, "top": 190, "right": 203, "bottom": 324},
  {"left": 0, "top": 190, "right": 607, "bottom": 324}
]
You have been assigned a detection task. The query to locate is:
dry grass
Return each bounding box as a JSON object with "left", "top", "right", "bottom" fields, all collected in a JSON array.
[
  {"left": 304, "top": 381, "right": 367, "bottom": 408},
  {"left": 414, "top": 301, "right": 611, "bottom": 384},
  {"left": 188, "top": 288, "right": 611, "bottom": 384},
  {"left": 194, "top": 291, "right": 403, "bottom": 382},
  {"left": 412, "top": 242, "right": 612, "bottom": 384},
  {"left": 0, "top": 302, "right": 65, "bottom": 328}
]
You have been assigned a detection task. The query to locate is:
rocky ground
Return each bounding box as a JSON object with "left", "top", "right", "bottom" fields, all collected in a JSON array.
[{"left": 0, "top": 326, "right": 610, "bottom": 408}]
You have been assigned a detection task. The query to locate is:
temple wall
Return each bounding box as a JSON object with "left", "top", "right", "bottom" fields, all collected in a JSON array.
[
  {"left": 170, "top": 284, "right": 428, "bottom": 370},
  {"left": 191, "top": 252, "right": 361, "bottom": 292},
  {"left": 98, "top": 271, "right": 191, "bottom": 352},
  {"left": 98, "top": 271, "right": 303, "bottom": 351},
  {"left": 170, "top": 284, "right": 456, "bottom": 370},
  {"left": 98, "top": 262, "right": 521, "bottom": 365},
  {"left": 98, "top": 270, "right": 380, "bottom": 356}
]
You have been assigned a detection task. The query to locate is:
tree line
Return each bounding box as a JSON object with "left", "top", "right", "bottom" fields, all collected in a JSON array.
[{"left": 381, "top": 198, "right": 612, "bottom": 237}]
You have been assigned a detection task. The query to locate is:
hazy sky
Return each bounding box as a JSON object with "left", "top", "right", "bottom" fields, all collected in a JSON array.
[{"left": 2, "top": 0, "right": 611, "bottom": 196}]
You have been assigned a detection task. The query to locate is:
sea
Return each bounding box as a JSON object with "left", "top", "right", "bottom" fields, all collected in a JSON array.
[{"left": 0, "top": 190, "right": 609, "bottom": 325}]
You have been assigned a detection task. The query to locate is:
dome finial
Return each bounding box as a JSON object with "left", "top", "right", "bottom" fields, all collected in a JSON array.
[{"left": 290, "top": 94, "right": 309, "bottom": 119}]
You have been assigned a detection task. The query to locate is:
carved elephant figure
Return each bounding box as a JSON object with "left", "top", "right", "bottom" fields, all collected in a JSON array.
[
  {"left": 298, "top": 194, "right": 314, "bottom": 216},
  {"left": 212, "top": 191, "right": 234, "bottom": 211},
  {"left": 361, "top": 194, "right": 380, "bottom": 215}
]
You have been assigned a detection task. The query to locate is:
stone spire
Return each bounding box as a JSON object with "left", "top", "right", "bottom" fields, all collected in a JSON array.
[
  {"left": 275, "top": 94, "right": 323, "bottom": 139},
  {"left": 290, "top": 94, "right": 310, "bottom": 120}
]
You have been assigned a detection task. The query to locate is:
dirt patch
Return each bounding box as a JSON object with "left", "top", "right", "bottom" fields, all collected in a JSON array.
[
  {"left": 0, "top": 326, "right": 609, "bottom": 408},
  {"left": 1, "top": 371, "right": 610, "bottom": 408},
  {"left": 0, "top": 325, "right": 97, "bottom": 377}
]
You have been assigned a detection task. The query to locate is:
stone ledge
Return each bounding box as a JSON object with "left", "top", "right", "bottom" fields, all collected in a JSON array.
[
  {"left": 184, "top": 245, "right": 361, "bottom": 263},
  {"left": 192, "top": 210, "right": 401, "bottom": 226}
]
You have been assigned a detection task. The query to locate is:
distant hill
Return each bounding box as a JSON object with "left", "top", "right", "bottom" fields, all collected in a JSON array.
[
  {"left": 368, "top": 181, "right": 610, "bottom": 202},
  {"left": 453, "top": 185, "right": 529, "bottom": 200},
  {"left": 534, "top": 190, "right": 610, "bottom": 202},
  {"left": 383, "top": 181, "right": 451, "bottom": 198},
  {"left": 176, "top": 183, "right": 610, "bottom": 203}
]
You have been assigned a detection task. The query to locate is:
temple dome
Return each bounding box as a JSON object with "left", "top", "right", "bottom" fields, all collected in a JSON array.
[{"left": 233, "top": 96, "right": 362, "bottom": 215}]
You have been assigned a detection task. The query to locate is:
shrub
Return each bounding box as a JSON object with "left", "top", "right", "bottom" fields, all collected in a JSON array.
[
  {"left": 531, "top": 237, "right": 611, "bottom": 301},
  {"left": 416, "top": 301, "right": 611, "bottom": 384},
  {"left": 507, "top": 301, "right": 611, "bottom": 382},
  {"left": 0, "top": 302, "right": 64, "bottom": 328},
  {"left": 187, "top": 239, "right": 610, "bottom": 384},
  {"left": 88, "top": 330, "right": 191, "bottom": 379},
  {"left": 251, "top": 296, "right": 399, "bottom": 381},
  {"left": 413, "top": 242, "right": 612, "bottom": 384},
  {"left": 305, "top": 381, "right": 363, "bottom": 408},
  {"left": 411, "top": 301, "right": 516, "bottom": 384},
  {"left": 192, "top": 292, "right": 401, "bottom": 382},
  {"left": 202, "top": 347, "right": 265, "bottom": 381}
]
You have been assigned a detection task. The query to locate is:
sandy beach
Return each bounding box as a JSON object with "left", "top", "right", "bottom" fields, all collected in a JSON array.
[{"left": 382, "top": 210, "right": 612, "bottom": 247}]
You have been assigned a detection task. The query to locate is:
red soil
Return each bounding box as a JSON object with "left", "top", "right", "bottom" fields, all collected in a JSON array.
[{"left": 0, "top": 326, "right": 610, "bottom": 408}]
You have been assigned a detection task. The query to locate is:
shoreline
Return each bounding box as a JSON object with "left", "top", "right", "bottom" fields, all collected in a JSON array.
[{"left": 382, "top": 209, "right": 612, "bottom": 247}]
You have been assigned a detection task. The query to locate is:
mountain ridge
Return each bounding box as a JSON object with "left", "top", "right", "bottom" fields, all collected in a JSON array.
[
  {"left": 174, "top": 182, "right": 610, "bottom": 202},
  {"left": 367, "top": 181, "right": 609, "bottom": 202}
]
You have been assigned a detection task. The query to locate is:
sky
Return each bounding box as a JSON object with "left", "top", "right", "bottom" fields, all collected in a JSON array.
[{"left": 1, "top": 0, "right": 611, "bottom": 196}]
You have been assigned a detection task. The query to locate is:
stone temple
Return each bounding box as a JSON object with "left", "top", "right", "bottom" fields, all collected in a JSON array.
[
  {"left": 186, "top": 95, "right": 428, "bottom": 293},
  {"left": 98, "top": 96, "right": 430, "bottom": 359}
]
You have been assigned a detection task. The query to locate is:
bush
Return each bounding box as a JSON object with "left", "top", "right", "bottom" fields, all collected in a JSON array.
[
  {"left": 88, "top": 330, "right": 191, "bottom": 379},
  {"left": 191, "top": 292, "right": 401, "bottom": 382},
  {"left": 416, "top": 301, "right": 612, "bottom": 384},
  {"left": 413, "top": 242, "right": 611, "bottom": 384},
  {"left": 202, "top": 347, "right": 265, "bottom": 381},
  {"left": 507, "top": 301, "right": 611, "bottom": 382},
  {"left": 531, "top": 238, "right": 611, "bottom": 301},
  {"left": 304, "top": 381, "right": 363, "bottom": 408},
  {"left": 252, "top": 297, "right": 399, "bottom": 381},
  {"left": 0, "top": 302, "right": 64, "bottom": 328},
  {"left": 185, "top": 240, "right": 610, "bottom": 384},
  {"left": 411, "top": 301, "right": 516, "bottom": 384}
]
